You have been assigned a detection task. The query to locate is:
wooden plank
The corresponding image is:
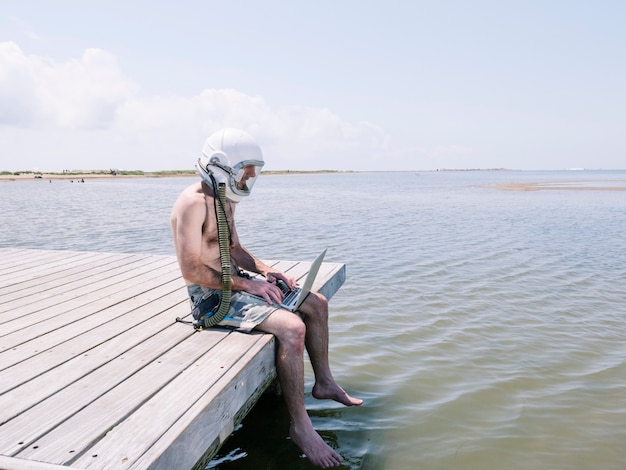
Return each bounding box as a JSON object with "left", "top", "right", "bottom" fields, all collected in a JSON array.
[
  {"left": 0, "top": 249, "right": 86, "bottom": 275},
  {"left": 0, "top": 455, "right": 80, "bottom": 470},
  {"left": 1, "top": 325, "right": 201, "bottom": 456},
  {"left": 0, "top": 248, "right": 24, "bottom": 261},
  {"left": 266, "top": 259, "right": 313, "bottom": 281},
  {"left": 0, "top": 258, "right": 180, "bottom": 335},
  {"left": 0, "top": 248, "right": 346, "bottom": 470},
  {"left": 0, "top": 276, "right": 185, "bottom": 370},
  {"left": 13, "top": 329, "right": 240, "bottom": 465},
  {"left": 0, "top": 252, "right": 142, "bottom": 299},
  {"left": 316, "top": 263, "right": 346, "bottom": 301},
  {"left": 73, "top": 334, "right": 275, "bottom": 470},
  {"left": 0, "top": 287, "right": 189, "bottom": 421},
  {"left": 0, "top": 251, "right": 102, "bottom": 286},
  {"left": 0, "top": 254, "right": 177, "bottom": 316}
]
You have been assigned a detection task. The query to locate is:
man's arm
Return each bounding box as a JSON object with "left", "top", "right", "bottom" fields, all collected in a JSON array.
[
  {"left": 231, "top": 244, "right": 273, "bottom": 277},
  {"left": 229, "top": 221, "right": 298, "bottom": 291},
  {"left": 231, "top": 243, "right": 298, "bottom": 292}
]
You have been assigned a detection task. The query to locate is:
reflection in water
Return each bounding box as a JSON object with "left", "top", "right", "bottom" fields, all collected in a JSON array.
[{"left": 209, "top": 393, "right": 387, "bottom": 469}]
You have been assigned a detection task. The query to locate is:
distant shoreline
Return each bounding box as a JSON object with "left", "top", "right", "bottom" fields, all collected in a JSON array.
[
  {"left": 0, "top": 170, "right": 193, "bottom": 181},
  {"left": 488, "top": 181, "right": 626, "bottom": 191},
  {"left": 0, "top": 168, "right": 525, "bottom": 182},
  {"left": 0, "top": 169, "right": 358, "bottom": 182},
  {"left": 4, "top": 170, "right": 625, "bottom": 191}
]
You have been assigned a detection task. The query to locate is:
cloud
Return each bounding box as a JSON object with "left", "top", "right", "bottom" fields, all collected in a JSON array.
[
  {"left": 0, "top": 41, "right": 389, "bottom": 171},
  {"left": 113, "top": 88, "right": 389, "bottom": 170},
  {"left": 0, "top": 41, "right": 136, "bottom": 129}
]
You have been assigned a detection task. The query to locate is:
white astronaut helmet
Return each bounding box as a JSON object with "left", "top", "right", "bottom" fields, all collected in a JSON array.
[{"left": 196, "top": 128, "right": 265, "bottom": 203}]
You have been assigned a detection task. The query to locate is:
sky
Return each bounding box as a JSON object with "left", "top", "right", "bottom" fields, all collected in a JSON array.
[{"left": 1, "top": 0, "right": 625, "bottom": 172}]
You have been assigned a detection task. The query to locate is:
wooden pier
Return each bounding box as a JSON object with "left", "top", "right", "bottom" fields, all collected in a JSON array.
[{"left": 0, "top": 248, "right": 345, "bottom": 470}]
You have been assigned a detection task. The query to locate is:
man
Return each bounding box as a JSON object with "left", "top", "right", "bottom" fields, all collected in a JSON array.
[{"left": 170, "top": 128, "right": 362, "bottom": 468}]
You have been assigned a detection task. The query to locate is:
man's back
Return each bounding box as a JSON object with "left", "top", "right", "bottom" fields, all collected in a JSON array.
[{"left": 171, "top": 181, "right": 235, "bottom": 283}]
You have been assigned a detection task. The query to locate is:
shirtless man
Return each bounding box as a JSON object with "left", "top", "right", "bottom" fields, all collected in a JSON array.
[{"left": 170, "top": 128, "right": 362, "bottom": 468}]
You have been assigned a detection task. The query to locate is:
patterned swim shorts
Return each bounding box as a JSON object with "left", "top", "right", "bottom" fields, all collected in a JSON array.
[{"left": 187, "top": 283, "right": 279, "bottom": 333}]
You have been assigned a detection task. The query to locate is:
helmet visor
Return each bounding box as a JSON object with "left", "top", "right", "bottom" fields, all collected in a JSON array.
[{"left": 230, "top": 160, "right": 265, "bottom": 197}]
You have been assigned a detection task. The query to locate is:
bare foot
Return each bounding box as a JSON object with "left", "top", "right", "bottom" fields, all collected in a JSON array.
[
  {"left": 312, "top": 382, "right": 363, "bottom": 406},
  {"left": 290, "top": 422, "right": 343, "bottom": 468}
]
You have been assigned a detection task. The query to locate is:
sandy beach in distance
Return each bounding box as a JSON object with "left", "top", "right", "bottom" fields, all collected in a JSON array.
[
  {"left": 2, "top": 171, "right": 625, "bottom": 191},
  {"left": 0, "top": 169, "right": 353, "bottom": 182},
  {"left": 0, "top": 172, "right": 198, "bottom": 182},
  {"left": 488, "top": 181, "right": 626, "bottom": 191}
]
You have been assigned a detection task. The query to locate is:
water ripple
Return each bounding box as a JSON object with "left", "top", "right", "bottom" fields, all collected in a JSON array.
[{"left": 3, "top": 172, "right": 626, "bottom": 469}]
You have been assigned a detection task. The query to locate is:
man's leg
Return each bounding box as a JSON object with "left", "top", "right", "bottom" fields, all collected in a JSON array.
[
  {"left": 298, "top": 292, "right": 363, "bottom": 407},
  {"left": 256, "top": 308, "right": 343, "bottom": 468}
]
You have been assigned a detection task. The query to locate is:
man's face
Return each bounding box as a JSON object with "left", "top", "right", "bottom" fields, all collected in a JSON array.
[{"left": 236, "top": 165, "right": 257, "bottom": 191}]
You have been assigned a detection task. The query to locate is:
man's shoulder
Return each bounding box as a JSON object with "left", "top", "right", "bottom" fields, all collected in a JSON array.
[
  {"left": 174, "top": 182, "right": 207, "bottom": 209},
  {"left": 181, "top": 181, "right": 206, "bottom": 196}
]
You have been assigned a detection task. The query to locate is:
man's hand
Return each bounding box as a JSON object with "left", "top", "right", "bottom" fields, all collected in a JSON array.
[
  {"left": 242, "top": 278, "right": 284, "bottom": 305},
  {"left": 266, "top": 271, "right": 298, "bottom": 291}
]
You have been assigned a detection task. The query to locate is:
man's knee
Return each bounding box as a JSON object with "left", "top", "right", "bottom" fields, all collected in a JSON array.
[
  {"left": 278, "top": 313, "right": 306, "bottom": 352},
  {"left": 279, "top": 315, "right": 306, "bottom": 354},
  {"left": 315, "top": 291, "right": 329, "bottom": 307},
  {"left": 299, "top": 292, "right": 328, "bottom": 324}
]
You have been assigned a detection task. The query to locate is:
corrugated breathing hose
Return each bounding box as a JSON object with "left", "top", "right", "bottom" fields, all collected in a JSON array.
[{"left": 200, "top": 181, "right": 232, "bottom": 328}]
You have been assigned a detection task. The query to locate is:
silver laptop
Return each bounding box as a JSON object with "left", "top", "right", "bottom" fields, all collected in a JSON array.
[{"left": 277, "top": 249, "right": 327, "bottom": 311}]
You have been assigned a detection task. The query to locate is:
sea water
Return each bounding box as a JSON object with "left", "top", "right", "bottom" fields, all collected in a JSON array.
[{"left": 1, "top": 170, "right": 625, "bottom": 469}]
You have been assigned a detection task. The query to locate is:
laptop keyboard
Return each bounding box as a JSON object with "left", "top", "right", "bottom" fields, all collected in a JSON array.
[{"left": 282, "top": 288, "right": 300, "bottom": 306}]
